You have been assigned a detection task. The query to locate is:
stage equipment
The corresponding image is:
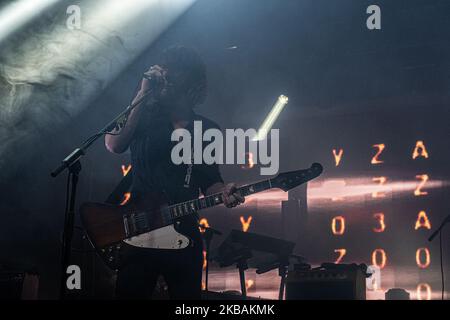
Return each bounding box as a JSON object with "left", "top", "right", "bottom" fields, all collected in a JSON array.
[
  {"left": 214, "top": 230, "right": 302, "bottom": 300},
  {"left": 285, "top": 263, "right": 370, "bottom": 300},
  {"left": 199, "top": 224, "right": 223, "bottom": 293},
  {"left": 428, "top": 213, "right": 449, "bottom": 300},
  {"left": 385, "top": 288, "right": 410, "bottom": 300},
  {"left": 201, "top": 290, "right": 262, "bottom": 300}
]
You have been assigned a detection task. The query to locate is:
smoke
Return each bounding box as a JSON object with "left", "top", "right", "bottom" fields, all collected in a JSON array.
[{"left": 0, "top": 0, "right": 195, "bottom": 180}]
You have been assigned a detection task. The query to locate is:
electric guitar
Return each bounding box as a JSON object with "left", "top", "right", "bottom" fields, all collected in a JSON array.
[{"left": 80, "top": 163, "right": 323, "bottom": 270}]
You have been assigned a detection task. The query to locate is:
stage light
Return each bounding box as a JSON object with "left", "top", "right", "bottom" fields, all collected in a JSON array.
[
  {"left": 0, "top": 0, "right": 196, "bottom": 174},
  {"left": 253, "top": 95, "right": 289, "bottom": 141},
  {"left": 308, "top": 177, "right": 446, "bottom": 205},
  {"left": 0, "top": 0, "right": 59, "bottom": 43},
  {"left": 372, "top": 176, "right": 387, "bottom": 198}
]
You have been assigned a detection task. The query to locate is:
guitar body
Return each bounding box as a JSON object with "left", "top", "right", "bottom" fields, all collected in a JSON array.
[
  {"left": 124, "top": 225, "right": 190, "bottom": 250},
  {"left": 79, "top": 164, "right": 323, "bottom": 271},
  {"left": 80, "top": 192, "right": 191, "bottom": 270}
]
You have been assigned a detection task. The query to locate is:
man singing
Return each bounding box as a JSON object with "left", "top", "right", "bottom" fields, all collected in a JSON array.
[{"left": 105, "top": 46, "right": 244, "bottom": 299}]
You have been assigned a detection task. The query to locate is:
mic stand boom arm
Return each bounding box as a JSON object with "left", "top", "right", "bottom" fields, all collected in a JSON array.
[
  {"left": 51, "top": 89, "right": 152, "bottom": 177},
  {"left": 50, "top": 88, "right": 152, "bottom": 299}
]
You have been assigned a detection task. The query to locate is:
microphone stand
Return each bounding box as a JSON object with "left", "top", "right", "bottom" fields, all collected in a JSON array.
[
  {"left": 51, "top": 88, "right": 153, "bottom": 299},
  {"left": 428, "top": 214, "right": 449, "bottom": 300},
  {"left": 198, "top": 224, "right": 222, "bottom": 297},
  {"left": 428, "top": 214, "right": 449, "bottom": 242}
]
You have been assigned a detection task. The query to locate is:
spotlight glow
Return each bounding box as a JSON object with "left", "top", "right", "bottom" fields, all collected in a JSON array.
[
  {"left": 253, "top": 95, "right": 289, "bottom": 141},
  {"left": 0, "top": 0, "right": 59, "bottom": 43},
  {"left": 0, "top": 0, "right": 196, "bottom": 177}
]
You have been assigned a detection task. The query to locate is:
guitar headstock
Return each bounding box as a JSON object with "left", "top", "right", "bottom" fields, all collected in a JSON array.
[{"left": 271, "top": 163, "right": 323, "bottom": 191}]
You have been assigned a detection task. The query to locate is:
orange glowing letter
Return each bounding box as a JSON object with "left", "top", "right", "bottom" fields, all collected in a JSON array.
[
  {"left": 372, "top": 177, "right": 387, "bottom": 198},
  {"left": 120, "top": 192, "right": 131, "bottom": 206},
  {"left": 373, "top": 213, "right": 386, "bottom": 233},
  {"left": 331, "top": 216, "right": 346, "bottom": 235},
  {"left": 121, "top": 164, "right": 132, "bottom": 176},
  {"left": 412, "top": 141, "right": 429, "bottom": 160},
  {"left": 203, "top": 250, "right": 207, "bottom": 270},
  {"left": 416, "top": 283, "right": 431, "bottom": 300},
  {"left": 372, "top": 249, "right": 387, "bottom": 269},
  {"left": 414, "top": 174, "right": 429, "bottom": 196},
  {"left": 241, "top": 152, "right": 255, "bottom": 169},
  {"left": 240, "top": 216, "right": 253, "bottom": 232},
  {"left": 199, "top": 218, "right": 210, "bottom": 233},
  {"left": 415, "top": 211, "right": 431, "bottom": 230},
  {"left": 332, "top": 149, "right": 344, "bottom": 167},
  {"left": 416, "top": 248, "right": 431, "bottom": 269},
  {"left": 334, "top": 249, "right": 347, "bottom": 264},
  {"left": 371, "top": 144, "right": 385, "bottom": 164},
  {"left": 247, "top": 152, "right": 254, "bottom": 169}
]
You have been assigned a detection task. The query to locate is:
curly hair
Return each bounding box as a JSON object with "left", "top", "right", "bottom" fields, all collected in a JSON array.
[{"left": 160, "top": 45, "right": 207, "bottom": 106}]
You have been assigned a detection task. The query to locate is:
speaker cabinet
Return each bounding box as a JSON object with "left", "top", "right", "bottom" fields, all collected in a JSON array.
[{"left": 286, "top": 267, "right": 366, "bottom": 300}]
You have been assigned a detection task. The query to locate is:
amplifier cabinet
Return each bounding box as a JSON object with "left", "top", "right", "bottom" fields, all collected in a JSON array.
[{"left": 286, "top": 268, "right": 366, "bottom": 300}]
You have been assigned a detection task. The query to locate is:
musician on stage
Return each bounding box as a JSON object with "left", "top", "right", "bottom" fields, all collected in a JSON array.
[{"left": 105, "top": 46, "right": 244, "bottom": 299}]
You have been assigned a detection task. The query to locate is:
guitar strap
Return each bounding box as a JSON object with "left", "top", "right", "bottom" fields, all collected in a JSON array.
[{"left": 183, "top": 146, "right": 194, "bottom": 188}]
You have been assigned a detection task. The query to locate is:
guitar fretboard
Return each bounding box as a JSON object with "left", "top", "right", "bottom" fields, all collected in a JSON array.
[{"left": 164, "top": 179, "right": 272, "bottom": 222}]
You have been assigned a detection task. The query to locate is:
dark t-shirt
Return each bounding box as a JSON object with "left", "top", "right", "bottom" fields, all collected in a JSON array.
[{"left": 129, "top": 106, "right": 223, "bottom": 206}]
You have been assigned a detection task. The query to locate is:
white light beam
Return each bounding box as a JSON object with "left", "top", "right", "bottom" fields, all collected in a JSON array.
[{"left": 253, "top": 95, "right": 289, "bottom": 141}]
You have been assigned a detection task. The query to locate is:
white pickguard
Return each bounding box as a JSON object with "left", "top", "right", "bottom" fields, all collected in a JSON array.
[{"left": 123, "top": 224, "right": 190, "bottom": 249}]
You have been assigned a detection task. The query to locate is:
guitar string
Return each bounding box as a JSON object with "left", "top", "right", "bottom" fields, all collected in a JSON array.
[{"left": 127, "top": 180, "right": 270, "bottom": 232}]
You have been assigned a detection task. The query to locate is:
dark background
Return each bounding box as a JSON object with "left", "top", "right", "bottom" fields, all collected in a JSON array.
[{"left": 0, "top": 0, "right": 449, "bottom": 298}]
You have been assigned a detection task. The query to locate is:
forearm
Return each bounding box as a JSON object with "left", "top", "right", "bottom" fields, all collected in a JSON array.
[{"left": 105, "top": 89, "right": 146, "bottom": 154}]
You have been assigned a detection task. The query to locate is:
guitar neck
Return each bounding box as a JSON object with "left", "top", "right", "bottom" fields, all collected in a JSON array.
[{"left": 165, "top": 179, "right": 273, "bottom": 221}]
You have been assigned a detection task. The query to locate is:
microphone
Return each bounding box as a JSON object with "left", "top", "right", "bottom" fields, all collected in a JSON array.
[
  {"left": 143, "top": 70, "right": 165, "bottom": 85},
  {"left": 142, "top": 71, "right": 154, "bottom": 81}
]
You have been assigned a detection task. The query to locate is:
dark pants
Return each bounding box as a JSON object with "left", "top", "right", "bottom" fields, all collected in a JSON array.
[{"left": 115, "top": 233, "right": 203, "bottom": 300}]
